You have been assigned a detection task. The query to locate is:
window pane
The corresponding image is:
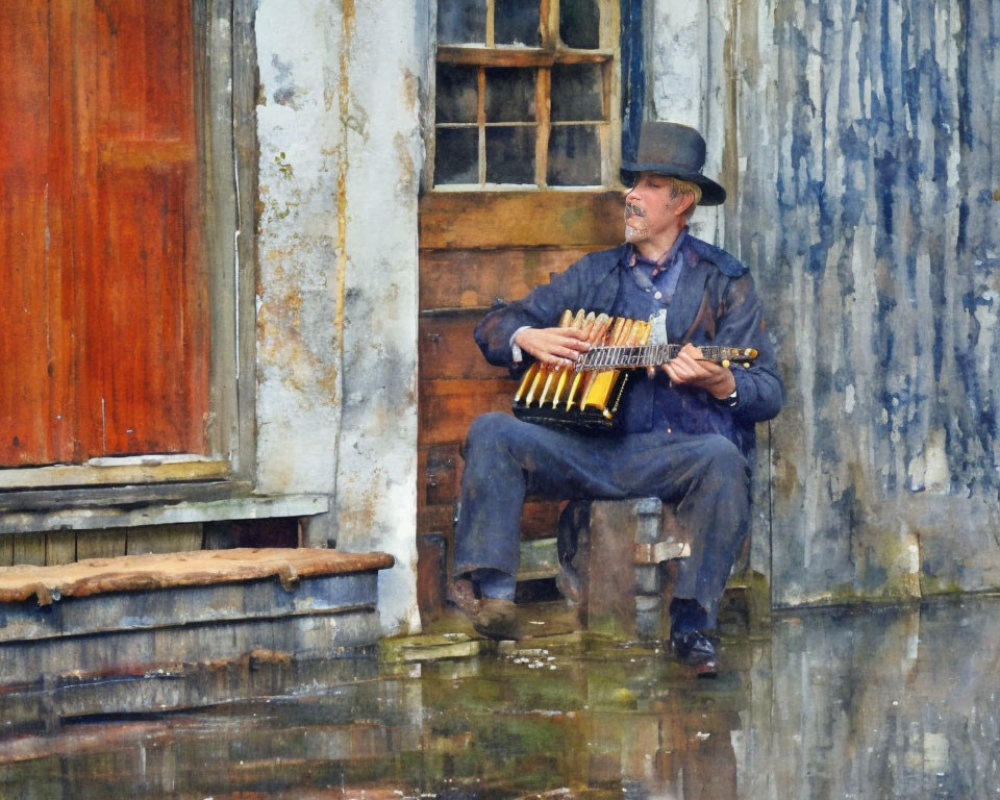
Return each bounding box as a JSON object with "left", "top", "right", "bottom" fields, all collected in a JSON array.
[
  {"left": 438, "top": 0, "right": 486, "bottom": 45},
  {"left": 550, "top": 63, "right": 604, "bottom": 122},
  {"left": 560, "top": 0, "right": 600, "bottom": 49},
  {"left": 485, "top": 68, "right": 535, "bottom": 122},
  {"left": 495, "top": 0, "right": 540, "bottom": 46},
  {"left": 547, "top": 125, "right": 601, "bottom": 185},
  {"left": 435, "top": 128, "right": 479, "bottom": 184},
  {"left": 486, "top": 126, "right": 535, "bottom": 183},
  {"left": 436, "top": 64, "right": 478, "bottom": 124}
]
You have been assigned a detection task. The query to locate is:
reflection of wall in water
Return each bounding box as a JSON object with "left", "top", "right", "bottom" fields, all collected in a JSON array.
[
  {"left": 3, "top": 600, "right": 997, "bottom": 797},
  {"left": 762, "top": 600, "right": 1000, "bottom": 799}
]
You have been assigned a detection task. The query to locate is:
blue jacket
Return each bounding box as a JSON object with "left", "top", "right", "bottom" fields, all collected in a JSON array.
[{"left": 474, "top": 236, "right": 785, "bottom": 457}]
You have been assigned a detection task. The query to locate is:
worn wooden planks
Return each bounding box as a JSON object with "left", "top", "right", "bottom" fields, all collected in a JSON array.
[
  {"left": 0, "top": 547, "right": 392, "bottom": 605},
  {"left": 419, "top": 192, "right": 623, "bottom": 250},
  {"left": 0, "top": 607, "right": 382, "bottom": 688},
  {"left": 0, "top": 547, "right": 394, "bottom": 685},
  {"left": 417, "top": 191, "right": 627, "bottom": 618},
  {"left": 419, "top": 248, "right": 601, "bottom": 310}
]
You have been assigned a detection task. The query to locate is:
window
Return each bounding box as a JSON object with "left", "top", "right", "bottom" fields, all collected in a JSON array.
[{"left": 433, "top": 0, "right": 620, "bottom": 189}]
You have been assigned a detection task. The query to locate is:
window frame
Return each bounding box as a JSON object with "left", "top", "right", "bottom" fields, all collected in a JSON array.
[{"left": 429, "top": 0, "right": 622, "bottom": 192}]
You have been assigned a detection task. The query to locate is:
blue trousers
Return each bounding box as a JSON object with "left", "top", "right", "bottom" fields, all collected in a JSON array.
[{"left": 453, "top": 412, "right": 752, "bottom": 627}]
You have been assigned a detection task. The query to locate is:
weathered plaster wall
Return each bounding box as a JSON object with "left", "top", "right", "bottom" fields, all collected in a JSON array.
[
  {"left": 654, "top": 0, "right": 1000, "bottom": 606},
  {"left": 254, "top": 0, "right": 424, "bottom": 634}
]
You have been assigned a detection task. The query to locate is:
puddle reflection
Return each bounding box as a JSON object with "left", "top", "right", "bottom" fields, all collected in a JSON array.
[{"left": 1, "top": 596, "right": 998, "bottom": 799}]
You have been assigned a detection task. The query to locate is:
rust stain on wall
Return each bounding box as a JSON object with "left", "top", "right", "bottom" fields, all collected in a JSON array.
[
  {"left": 333, "top": 0, "right": 356, "bottom": 349},
  {"left": 394, "top": 131, "right": 417, "bottom": 201},
  {"left": 256, "top": 247, "right": 339, "bottom": 396}
]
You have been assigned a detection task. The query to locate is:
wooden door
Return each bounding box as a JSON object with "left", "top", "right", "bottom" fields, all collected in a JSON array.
[
  {"left": 0, "top": 0, "right": 208, "bottom": 468},
  {"left": 417, "top": 192, "right": 624, "bottom": 617}
]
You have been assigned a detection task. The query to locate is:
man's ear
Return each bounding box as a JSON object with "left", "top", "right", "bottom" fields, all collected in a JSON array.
[{"left": 675, "top": 193, "right": 696, "bottom": 218}]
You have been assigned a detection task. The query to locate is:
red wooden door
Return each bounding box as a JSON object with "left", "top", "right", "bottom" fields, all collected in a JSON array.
[{"left": 0, "top": 0, "right": 208, "bottom": 468}]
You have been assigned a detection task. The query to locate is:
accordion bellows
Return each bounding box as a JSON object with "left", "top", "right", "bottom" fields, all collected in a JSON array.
[{"left": 511, "top": 310, "right": 648, "bottom": 432}]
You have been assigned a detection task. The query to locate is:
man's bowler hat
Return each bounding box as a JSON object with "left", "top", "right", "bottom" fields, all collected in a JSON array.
[{"left": 620, "top": 121, "right": 727, "bottom": 206}]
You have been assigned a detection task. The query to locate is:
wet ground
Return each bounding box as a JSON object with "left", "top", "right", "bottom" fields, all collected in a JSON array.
[{"left": 1, "top": 594, "right": 998, "bottom": 799}]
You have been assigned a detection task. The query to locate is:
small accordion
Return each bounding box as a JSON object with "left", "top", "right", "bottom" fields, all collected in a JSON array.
[{"left": 511, "top": 309, "right": 757, "bottom": 433}]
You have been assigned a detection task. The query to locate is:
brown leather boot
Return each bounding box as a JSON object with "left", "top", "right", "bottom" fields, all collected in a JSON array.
[
  {"left": 472, "top": 598, "right": 521, "bottom": 640},
  {"left": 449, "top": 577, "right": 481, "bottom": 617}
]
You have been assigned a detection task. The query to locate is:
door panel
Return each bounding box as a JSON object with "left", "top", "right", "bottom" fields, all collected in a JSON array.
[
  {"left": 0, "top": 2, "right": 57, "bottom": 464},
  {"left": 0, "top": 0, "right": 208, "bottom": 467}
]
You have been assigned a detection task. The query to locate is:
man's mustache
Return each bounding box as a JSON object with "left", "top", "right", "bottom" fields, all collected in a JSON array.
[{"left": 625, "top": 203, "right": 646, "bottom": 218}]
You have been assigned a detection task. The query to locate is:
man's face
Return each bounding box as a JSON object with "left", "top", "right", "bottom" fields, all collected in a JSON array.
[{"left": 623, "top": 172, "right": 688, "bottom": 248}]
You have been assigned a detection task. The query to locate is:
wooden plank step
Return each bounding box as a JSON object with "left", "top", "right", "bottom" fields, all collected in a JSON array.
[
  {"left": 0, "top": 547, "right": 392, "bottom": 605},
  {"left": 0, "top": 548, "right": 395, "bottom": 685}
]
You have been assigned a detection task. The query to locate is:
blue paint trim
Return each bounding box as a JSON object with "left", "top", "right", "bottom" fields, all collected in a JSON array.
[
  {"left": 956, "top": 0, "right": 972, "bottom": 253},
  {"left": 620, "top": 0, "right": 644, "bottom": 165}
]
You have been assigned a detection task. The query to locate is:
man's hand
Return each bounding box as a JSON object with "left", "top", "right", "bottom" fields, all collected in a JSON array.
[
  {"left": 514, "top": 327, "right": 592, "bottom": 369},
  {"left": 654, "top": 342, "right": 736, "bottom": 399}
]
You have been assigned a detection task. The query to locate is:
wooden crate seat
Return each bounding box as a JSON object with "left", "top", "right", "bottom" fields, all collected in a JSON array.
[{"left": 574, "top": 498, "right": 690, "bottom": 640}]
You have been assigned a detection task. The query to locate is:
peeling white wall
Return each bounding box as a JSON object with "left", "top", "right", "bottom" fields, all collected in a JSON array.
[
  {"left": 647, "top": 1, "right": 726, "bottom": 250},
  {"left": 254, "top": 0, "right": 424, "bottom": 635},
  {"left": 255, "top": 0, "right": 343, "bottom": 498},
  {"left": 647, "top": 2, "right": 706, "bottom": 126}
]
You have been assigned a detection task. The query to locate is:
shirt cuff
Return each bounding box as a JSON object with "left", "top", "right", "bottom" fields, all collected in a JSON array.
[
  {"left": 715, "top": 387, "right": 739, "bottom": 408},
  {"left": 510, "top": 326, "right": 531, "bottom": 363}
]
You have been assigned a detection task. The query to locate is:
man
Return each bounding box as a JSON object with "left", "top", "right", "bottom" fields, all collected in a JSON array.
[{"left": 451, "top": 121, "right": 785, "bottom": 673}]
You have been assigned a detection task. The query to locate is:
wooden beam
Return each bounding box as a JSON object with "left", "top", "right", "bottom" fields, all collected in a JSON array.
[
  {"left": 0, "top": 494, "right": 328, "bottom": 536},
  {"left": 419, "top": 247, "right": 599, "bottom": 310},
  {"left": 0, "top": 457, "right": 230, "bottom": 491},
  {"left": 419, "top": 190, "right": 624, "bottom": 250},
  {"left": 437, "top": 48, "right": 613, "bottom": 68}
]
